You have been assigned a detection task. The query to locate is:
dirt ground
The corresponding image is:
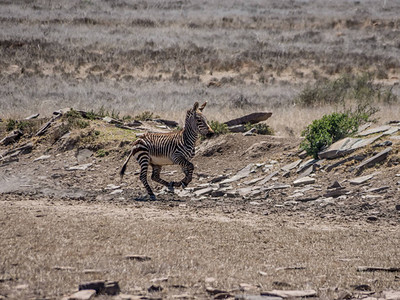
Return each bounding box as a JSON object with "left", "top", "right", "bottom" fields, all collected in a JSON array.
[{"left": 1, "top": 125, "right": 400, "bottom": 299}]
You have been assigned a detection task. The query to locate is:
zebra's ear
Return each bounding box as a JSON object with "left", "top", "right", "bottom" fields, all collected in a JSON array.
[
  {"left": 192, "top": 102, "right": 199, "bottom": 112},
  {"left": 199, "top": 101, "right": 207, "bottom": 112}
]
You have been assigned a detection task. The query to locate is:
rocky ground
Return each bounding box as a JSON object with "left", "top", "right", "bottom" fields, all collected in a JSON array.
[{"left": 1, "top": 112, "right": 400, "bottom": 300}]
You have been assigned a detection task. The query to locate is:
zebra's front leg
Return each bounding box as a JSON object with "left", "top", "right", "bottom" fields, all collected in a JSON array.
[
  {"left": 138, "top": 155, "right": 156, "bottom": 200},
  {"left": 170, "top": 158, "right": 194, "bottom": 189}
]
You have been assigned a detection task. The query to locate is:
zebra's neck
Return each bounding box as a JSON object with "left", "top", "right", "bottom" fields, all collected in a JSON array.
[{"left": 182, "top": 120, "right": 198, "bottom": 149}]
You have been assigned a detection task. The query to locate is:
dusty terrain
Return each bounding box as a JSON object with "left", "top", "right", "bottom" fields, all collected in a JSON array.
[
  {"left": 1, "top": 0, "right": 400, "bottom": 299},
  {"left": 1, "top": 114, "right": 400, "bottom": 299}
]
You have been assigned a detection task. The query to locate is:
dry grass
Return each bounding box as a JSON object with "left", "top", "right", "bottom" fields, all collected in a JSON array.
[{"left": 1, "top": 198, "right": 399, "bottom": 299}]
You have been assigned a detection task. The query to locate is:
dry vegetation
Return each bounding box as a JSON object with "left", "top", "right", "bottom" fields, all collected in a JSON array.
[
  {"left": 1, "top": 0, "right": 400, "bottom": 135},
  {"left": 1, "top": 0, "right": 400, "bottom": 299}
]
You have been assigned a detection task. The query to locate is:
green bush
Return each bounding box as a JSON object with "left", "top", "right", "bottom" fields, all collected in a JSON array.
[
  {"left": 244, "top": 122, "right": 274, "bottom": 135},
  {"left": 209, "top": 120, "right": 229, "bottom": 135},
  {"left": 6, "top": 119, "right": 16, "bottom": 131},
  {"left": 65, "top": 109, "right": 90, "bottom": 129},
  {"left": 300, "top": 112, "right": 359, "bottom": 159}
]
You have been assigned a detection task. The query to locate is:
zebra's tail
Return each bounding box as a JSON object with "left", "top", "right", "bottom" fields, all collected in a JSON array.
[{"left": 120, "top": 140, "right": 141, "bottom": 178}]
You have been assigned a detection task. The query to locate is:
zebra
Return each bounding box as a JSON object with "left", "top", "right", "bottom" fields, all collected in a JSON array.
[{"left": 120, "top": 102, "right": 214, "bottom": 200}]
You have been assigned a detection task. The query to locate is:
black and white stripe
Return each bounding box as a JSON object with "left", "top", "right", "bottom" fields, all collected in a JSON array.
[{"left": 120, "top": 102, "right": 213, "bottom": 200}]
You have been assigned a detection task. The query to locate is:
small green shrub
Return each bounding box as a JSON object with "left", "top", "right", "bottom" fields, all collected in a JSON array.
[
  {"left": 65, "top": 109, "right": 90, "bottom": 129},
  {"left": 300, "top": 112, "right": 359, "bottom": 159},
  {"left": 96, "top": 149, "right": 109, "bottom": 157},
  {"left": 244, "top": 122, "right": 274, "bottom": 135},
  {"left": 6, "top": 119, "right": 16, "bottom": 131},
  {"left": 209, "top": 120, "right": 229, "bottom": 135}
]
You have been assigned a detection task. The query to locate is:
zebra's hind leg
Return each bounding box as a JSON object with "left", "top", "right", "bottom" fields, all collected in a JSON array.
[
  {"left": 151, "top": 165, "right": 173, "bottom": 192},
  {"left": 138, "top": 155, "right": 156, "bottom": 200}
]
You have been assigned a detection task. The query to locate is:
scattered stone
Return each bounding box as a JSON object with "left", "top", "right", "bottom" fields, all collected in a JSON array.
[
  {"left": 367, "top": 186, "right": 389, "bottom": 193},
  {"left": 210, "top": 175, "right": 229, "bottom": 183},
  {"left": 296, "top": 196, "right": 319, "bottom": 202},
  {"left": 328, "top": 181, "right": 342, "bottom": 189},
  {"left": 82, "top": 269, "right": 104, "bottom": 274},
  {"left": 351, "top": 284, "right": 372, "bottom": 291},
  {"left": 77, "top": 149, "right": 93, "bottom": 163},
  {"left": 261, "top": 289, "right": 317, "bottom": 298},
  {"left": 34, "top": 155, "right": 51, "bottom": 162},
  {"left": 244, "top": 177, "right": 264, "bottom": 185},
  {"left": 154, "top": 118, "right": 179, "bottom": 128},
  {"left": 258, "top": 171, "right": 279, "bottom": 186},
  {"left": 103, "top": 116, "right": 122, "bottom": 125},
  {"left": 211, "top": 190, "right": 225, "bottom": 197},
  {"left": 258, "top": 271, "right": 268, "bottom": 276},
  {"left": 125, "top": 255, "right": 151, "bottom": 261},
  {"left": 35, "top": 112, "right": 62, "bottom": 136},
  {"left": 106, "top": 184, "right": 121, "bottom": 190},
  {"left": 354, "top": 147, "right": 392, "bottom": 172},
  {"left": 237, "top": 187, "right": 254, "bottom": 196},
  {"left": 220, "top": 164, "right": 255, "bottom": 184},
  {"left": 367, "top": 216, "right": 379, "bottom": 222},
  {"left": 25, "top": 113, "right": 40, "bottom": 119},
  {"left": 297, "top": 158, "right": 318, "bottom": 173},
  {"left": 323, "top": 187, "right": 348, "bottom": 198},
  {"left": 357, "top": 266, "right": 400, "bottom": 272},
  {"left": 325, "top": 154, "right": 365, "bottom": 172},
  {"left": 235, "top": 295, "right": 282, "bottom": 300},
  {"left": 357, "top": 122, "right": 372, "bottom": 133},
  {"left": 396, "top": 204, "right": 400, "bottom": 211},
  {"left": 243, "top": 127, "right": 257, "bottom": 136},
  {"left": 225, "top": 112, "right": 272, "bottom": 127},
  {"left": 228, "top": 124, "right": 246, "bottom": 133},
  {"left": 281, "top": 159, "right": 302, "bottom": 172},
  {"left": 349, "top": 174, "right": 375, "bottom": 185},
  {"left": 206, "top": 287, "right": 229, "bottom": 295},
  {"left": 67, "top": 290, "right": 96, "bottom": 300},
  {"left": 150, "top": 277, "right": 168, "bottom": 283},
  {"left": 239, "top": 283, "right": 257, "bottom": 291},
  {"left": 358, "top": 125, "right": 391, "bottom": 136},
  {"left": 373, "top": 140, "right": 392, "bottom": 147},
  {"left": 319, "top": 135, "right": 382, "bottom": 159},
  {"left": 67, "top": 163, "right": 93, "bottom": 171},
  {"left": 0, "top": 129, "right": 23, "bottom": 146},
  {"left": 382, "top": 290, "right": 400, "bottom": 300},
  {"left": 298, "top": 150, "right": 308, "bottom": 159},
  {"left": 194, "top": 187, "right": 214, "bottom": 197},
  {"left": 148, "top": 284, "right": 163, "bottom": 292},
  {"left": 293, "top": 176, "right": 315, "bottom": 187},
  {"left": 265, "top": 184, "right": 290, "bottom": 191},
  {"left": 110, "top": 189, "right": 123, "bottom": 195},
  {"left": 53, "top": 266, "right": 75, "bottom": 271}
]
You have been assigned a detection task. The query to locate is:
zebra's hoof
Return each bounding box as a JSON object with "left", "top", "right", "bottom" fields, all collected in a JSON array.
[
  {"left": 167, "top": 182, "right": 175, "bottom": 192},
  {"left": 181, "top": 182, "right": 187, "bottom": 188},
  {"left": 149, "top": 194, "right": 156, "bottom": 201}
]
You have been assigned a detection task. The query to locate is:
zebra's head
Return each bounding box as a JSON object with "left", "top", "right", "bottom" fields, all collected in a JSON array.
[{"left": 186, "top": 102, "right": 214, "bottom": 137}]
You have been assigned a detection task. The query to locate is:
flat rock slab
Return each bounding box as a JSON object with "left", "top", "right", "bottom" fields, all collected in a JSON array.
[
  {"left": 358, "top": 125, "right": 391, "bottom": 136},
  {"left": 33, "top": 155, "right": 51, "bottom": 162},
  {"left": 225, "top": 112, "right": 272, "bottom": 127},
  {"left": 297, "top": 159, "right": 318, "bottom": 174},
  {"left": 261, "top": 289, "right": 317, "bottom": 298},
  {"left": 220, "top": 164, "right": 255, "bottom": 184},
  {"left": 293, "top": 176, "right": 315, "bottom": 187},
  {"left": 355, "top": 147, "right": 392, "bottom": 172},
  {"left": 349, "top": 174, "right": 375, "bottom": 185},
  {"left": 66, "top": 290, "right": 96, "bottom": 300},
  {"left": 236, "top": 295, "right": 283, "bottom": 300},
  {"left": 67, "top": 163, "right": 93, "bottom": 171},
  {"left": 382, "top": 290, "right": 400, "bottom": 300},
  {"left": 357, "top": 266, "right": 400, "bottom": 272},
  {"left": 194, "top": 187, "right": 214, "bottom": 197},
  {"left": 319, "top": 135, "right": 382, "bottom": 159},
  {"left": 125, "top": 255, "right": 151, "bottom": 262},
  {"left": 281, "top": 159, "right": 302, "bottom": 172}
]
